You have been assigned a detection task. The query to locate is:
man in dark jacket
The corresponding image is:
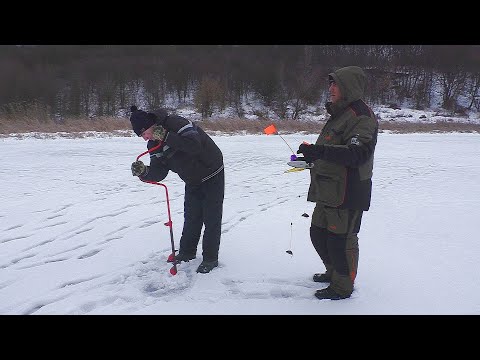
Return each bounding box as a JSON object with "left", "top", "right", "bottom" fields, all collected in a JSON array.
[
  {"left": 129, "top": 106, "right": 224, "bottom": 274},
  {"left": 296, "top": 66, "right": 378, "bottom": 299}
]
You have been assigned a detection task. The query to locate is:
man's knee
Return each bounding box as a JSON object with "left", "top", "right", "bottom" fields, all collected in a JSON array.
[{"left": 310, "top": 225, "right": 327, "bottom": 241}]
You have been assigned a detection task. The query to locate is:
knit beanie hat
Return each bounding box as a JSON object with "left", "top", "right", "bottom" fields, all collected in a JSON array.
[{"left": 130, "top": 105, "right": 155, "bottom": 136}]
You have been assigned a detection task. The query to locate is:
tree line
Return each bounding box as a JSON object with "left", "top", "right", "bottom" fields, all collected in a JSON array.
[{"left": 1, "top": 45, "right": 479, "bottom": 121}]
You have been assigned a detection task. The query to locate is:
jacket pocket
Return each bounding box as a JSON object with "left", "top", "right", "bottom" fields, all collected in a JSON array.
[
  {"left": 307, "top": 162, "right": 346, "bottom": 207},
  {"left": 317, "top": 174, "right": 344, "bottom": 206}
]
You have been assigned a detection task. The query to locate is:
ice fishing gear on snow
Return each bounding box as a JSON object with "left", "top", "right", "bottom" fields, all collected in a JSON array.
[
  {"left": 264, "top": 124, "right": 312, "bottom": 255},
  {"left": 263, "top": 124, "right": 297, "bottom": 155},
  {"left": 135, "top": 140, "right": 178, "bottom": 276},
  {"left": 263, "top": 124, "right": 313, "bottom": 173},
  {"left": 287, "top": 157, "right": 314, "bottom": 170},
  {"left": 285, "top": 153, "right": 314, "bottom": 173},
  {"left": 287, "top": 142, "right": 315, "bottom": 171},
  {"left": 286, "top": 220, "right": 294, "bottom": 256}
]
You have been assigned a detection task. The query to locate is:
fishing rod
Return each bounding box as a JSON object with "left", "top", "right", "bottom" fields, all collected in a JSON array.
[
  {"left": 263, "top": 124, "right": 313, "bottom": 171},
  {"left": 263, "top": 124, "right": 296, "bottom": 156}
]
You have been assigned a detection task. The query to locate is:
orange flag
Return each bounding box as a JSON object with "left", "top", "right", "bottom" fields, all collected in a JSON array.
[{"left": 263, "top": 124, "right": 277, "bottom": 135}]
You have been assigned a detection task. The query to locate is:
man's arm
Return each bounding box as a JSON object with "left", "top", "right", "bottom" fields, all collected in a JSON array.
[{"left": 298, "top": 116, "right": 378, "bottom": 167}]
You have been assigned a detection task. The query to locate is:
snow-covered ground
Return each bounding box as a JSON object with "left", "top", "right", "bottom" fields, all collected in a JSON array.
[{"left": 1, "top": 132, "right": 479, "bottom": 314}]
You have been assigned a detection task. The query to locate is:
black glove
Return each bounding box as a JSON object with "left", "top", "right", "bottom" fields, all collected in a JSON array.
[
  {"left": 131, "top": 160, "right": 147, "bottom": 177},
  {"left": 297, "top": 143, "right": 324, "bottom": 163}
]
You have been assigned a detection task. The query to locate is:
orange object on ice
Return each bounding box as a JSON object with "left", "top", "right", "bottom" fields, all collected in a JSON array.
[{"left": 263, "top": 124, "right": 277, "bottom": 135}]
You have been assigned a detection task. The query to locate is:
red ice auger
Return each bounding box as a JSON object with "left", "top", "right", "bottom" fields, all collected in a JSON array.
[{"left": 136, "top": 141, "right": 178, "bottom": 276}]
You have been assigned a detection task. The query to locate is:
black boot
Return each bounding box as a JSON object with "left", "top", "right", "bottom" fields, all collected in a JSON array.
[
  {"left": 196, "top": 260, "right": 218, "bottom": 273},
  {"left": 313, "top": 273, "right": 331, "bottom": 283},
  {"left": 314, "top": 286, "right": 350, "bottom": 300}
]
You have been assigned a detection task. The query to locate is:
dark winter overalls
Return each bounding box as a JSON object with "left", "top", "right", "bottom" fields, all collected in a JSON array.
[
  {"left": 139, "top": 109, "right": 224, "bottom": 263},
  {"left": 307, "top": 66, "right": 378, "bottom": 297}
]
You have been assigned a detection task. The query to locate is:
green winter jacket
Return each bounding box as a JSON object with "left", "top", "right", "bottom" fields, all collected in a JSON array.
[{"left": 307, "top": 66, "right": 378, "bottom": 210}]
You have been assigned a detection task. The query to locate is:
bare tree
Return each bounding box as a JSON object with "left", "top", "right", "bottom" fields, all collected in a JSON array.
[
  {"left": 438, "top": 69, "right": 467, "bottom": 111},
  {"left": 194, "top": 76, "right": 224, "bottom": 118},
  {"left": 96, "top": 73, "right": 117, "bottom": 116},
  {"left": 465, "top": 72, "right": 480, "bottom": 111},
  {"left": 144, "top": 73, "right": 166, "bottom": 109}
]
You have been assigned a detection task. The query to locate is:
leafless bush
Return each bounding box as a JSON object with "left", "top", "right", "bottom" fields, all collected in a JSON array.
[
  {"left": 193, "top": 76, "right": 225, "bottom": 118},
  {"left": 0, "top": 101, "right": 52, "bottom": 133},
  {"left": 0, "top": 109, "right": 131, "bottom": 135}
]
